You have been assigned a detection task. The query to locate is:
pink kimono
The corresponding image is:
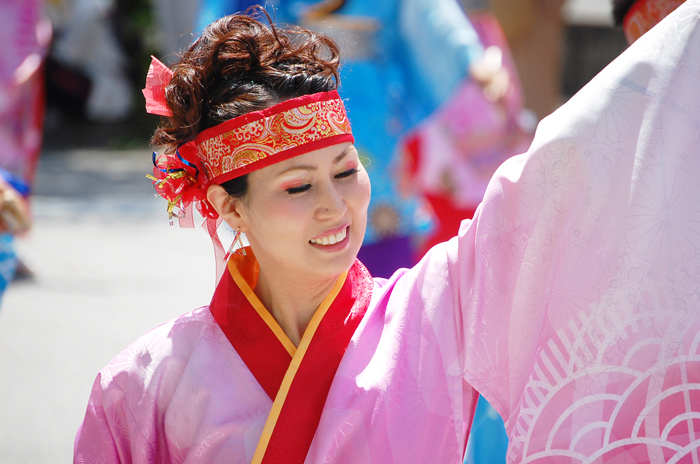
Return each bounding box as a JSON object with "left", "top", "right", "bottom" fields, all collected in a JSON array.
[{"left": 75, "top": 2, "right": 700, "bottom": 463}]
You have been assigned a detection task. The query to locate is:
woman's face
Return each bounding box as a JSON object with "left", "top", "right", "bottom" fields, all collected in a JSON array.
[{"left": 235, "top": 142, "right": 370, "bottom": 282}]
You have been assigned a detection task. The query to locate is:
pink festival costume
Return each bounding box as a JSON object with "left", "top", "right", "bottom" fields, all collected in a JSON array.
[{"left": 76, "top": 3, "right": 700, "bottom": 463}]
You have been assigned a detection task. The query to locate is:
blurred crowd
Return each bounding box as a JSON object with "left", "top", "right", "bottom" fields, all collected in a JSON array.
[{"left": 0, "top": 0, "right": 576, "bottom": 297}]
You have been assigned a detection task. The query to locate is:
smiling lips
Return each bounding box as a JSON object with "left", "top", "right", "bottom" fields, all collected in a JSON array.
[{"left": 310, "top": 226, "right": 348, "bottom": 246}]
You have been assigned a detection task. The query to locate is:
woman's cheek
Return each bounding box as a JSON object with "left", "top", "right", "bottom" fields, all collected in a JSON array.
[
  {"left": 357, "top": 176, "right": 371, "bottom": 208},
  {"left": 271, "top": 196, "right": 311, "bottom": 222}
]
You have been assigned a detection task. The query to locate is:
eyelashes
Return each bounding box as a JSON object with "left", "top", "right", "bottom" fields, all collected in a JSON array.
[
  {"left": 335, "top": 168, "right": 359, "bottom": 179},
  {"left": 286, "top": 184, "right": 311, "bottom": 194},
  {"left": 285, "top": 168, "right": 359, "bottom": 195}
]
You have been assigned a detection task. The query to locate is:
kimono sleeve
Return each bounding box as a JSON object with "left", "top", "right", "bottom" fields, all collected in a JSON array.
[
  {"left": 74, "top": 370, "right": 155, "bottom": 464},
  {"left": 74, "top": 373, "right": 126, "bottom": 463},
  {"left": 447, "top": 3, "right": 700, "bottom": 462}
]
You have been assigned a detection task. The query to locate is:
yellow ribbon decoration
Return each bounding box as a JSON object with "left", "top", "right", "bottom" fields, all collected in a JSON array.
[{"left": 147, "top": 170, "right": 194, "bottom": 220}]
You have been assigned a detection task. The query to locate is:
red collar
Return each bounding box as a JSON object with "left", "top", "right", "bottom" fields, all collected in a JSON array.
[{"left": 209, "top": 255, "right": 373, "bottom": 463}]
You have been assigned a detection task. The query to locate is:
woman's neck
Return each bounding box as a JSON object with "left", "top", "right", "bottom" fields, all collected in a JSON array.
[{"left": 253, "top": 268, "right": 339, "bottom": 347}]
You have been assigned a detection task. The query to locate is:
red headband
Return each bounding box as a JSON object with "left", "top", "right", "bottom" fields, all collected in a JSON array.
[
  {"left": 194, "top": 90, "right": 354, "bottom": 184},
  {"left": 623, "top": 0, "right": 686, "bottom": 43}
]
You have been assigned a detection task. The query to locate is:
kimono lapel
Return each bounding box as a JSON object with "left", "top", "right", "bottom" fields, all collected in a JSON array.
[
  {"left": 209, "top": 250, "right": 295, "bottom": 400},
  {"left": 209, "top": 251, "right": 373, "bottom": 464}
]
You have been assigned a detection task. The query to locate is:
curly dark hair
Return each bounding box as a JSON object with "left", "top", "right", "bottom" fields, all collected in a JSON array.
[{"left": 151, "top": 9, "right": 342, "bottom": 197}]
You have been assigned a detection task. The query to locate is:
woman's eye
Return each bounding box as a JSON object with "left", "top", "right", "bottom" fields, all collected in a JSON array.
[
  {"left": 286, "top": 184, "right": 311, "bottom": 194},
  {"left": 336, "top": 168, "right": 359, "bottom": 179}
]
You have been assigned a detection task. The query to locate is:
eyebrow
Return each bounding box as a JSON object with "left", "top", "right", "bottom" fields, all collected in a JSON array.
[{"left": 276, "top": 146, "right": 353, "bottom": 175}]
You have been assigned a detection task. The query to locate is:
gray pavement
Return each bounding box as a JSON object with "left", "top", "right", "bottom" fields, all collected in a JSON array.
[{"left": 0, "top": 148, "right": 218, "bottom": 463}]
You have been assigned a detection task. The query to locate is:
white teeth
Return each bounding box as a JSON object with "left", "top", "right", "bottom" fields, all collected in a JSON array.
[{"left": 311, "top": 227, "right": 347, "bottom": 245}]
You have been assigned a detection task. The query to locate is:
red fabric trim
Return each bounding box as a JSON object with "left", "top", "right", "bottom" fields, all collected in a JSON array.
[
  {"left": 417, "top": 193, "right": 477, "bottom": 260},
  {"left": 622, "top": 0, "right": 685, "bottom": 42},
  {"left": 261, "top": 260, "right": 374, "bottom": 464},
  {"left": 210, "top": 133, "right": 355, "bottom": 184},
  {"left": 209, "top": 267, "right": 292, "bottom": 400},
  {"left": 26, "top": 62, "right": 46, "bottom": 185},
  {"left": 210, "top": 258, "right": 373, "bottom": 462},
  {"left": 463, "top": 389, "right": 481, "bottom": 460},
  {"left": 195, "top": 90, "right": 343, "bottom": 142}
]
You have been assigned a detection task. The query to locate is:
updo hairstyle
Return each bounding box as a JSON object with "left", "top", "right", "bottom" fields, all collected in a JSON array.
[{"left": 151, "top": 9, "right": 342, "bottom": 198}]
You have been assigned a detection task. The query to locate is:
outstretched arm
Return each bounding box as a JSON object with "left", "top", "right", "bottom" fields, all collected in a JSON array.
[{"left": 441, "top": 3, "right": 700, "bottom": 461}]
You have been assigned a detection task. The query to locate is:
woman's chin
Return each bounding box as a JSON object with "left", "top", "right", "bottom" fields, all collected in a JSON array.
[{"left": 306, "top": 246, "right": 360, "bottom": 280}]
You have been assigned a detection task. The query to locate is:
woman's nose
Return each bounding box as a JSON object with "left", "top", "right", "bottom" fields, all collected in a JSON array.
[{"left": 316, "top": 184, "right": 347, "bottom": 220}]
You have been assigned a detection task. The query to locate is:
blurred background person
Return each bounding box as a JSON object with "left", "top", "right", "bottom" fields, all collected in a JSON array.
[
  {"left": 0, "top": 0, "right": 51, "bottom": 292},
  {"left": 398, "top": 10, "right": 535, "bottom": 259},
  {"left": 46, "top": 0, "right": 132, "bottom": 122},
  {"left": 484, "top": 0, "right": 566, "bottom": 120},
  {"left": 612, "top": 0, "right": 686, "bottom": 43},
  {"left": 44, "top": 0, "right": 201, "bottom": 122}
]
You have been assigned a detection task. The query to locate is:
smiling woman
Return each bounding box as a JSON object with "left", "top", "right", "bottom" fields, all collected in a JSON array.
[{"left": 75, "top": 4, "right": 700, "bottom": 464}]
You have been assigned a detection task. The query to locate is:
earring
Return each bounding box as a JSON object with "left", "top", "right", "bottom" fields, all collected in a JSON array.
[{"left": 226, "top": 227, "right": 247, "bottom": 258}]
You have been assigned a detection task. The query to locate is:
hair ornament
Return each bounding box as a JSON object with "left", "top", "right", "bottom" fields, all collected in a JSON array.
[
  {"left": 147, "top": 144, "right": 226, "bottom": 281},
  {"left": 142, "top": 56, "right": 174, "bottom": 116},
  {"left": 146, "top": 146, "right": 217, "bottom": 224}
]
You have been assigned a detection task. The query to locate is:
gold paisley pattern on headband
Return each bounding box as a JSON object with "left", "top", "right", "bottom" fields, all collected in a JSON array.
[{"left": 197, "top": 98, "right": 352, "bottom": 180}]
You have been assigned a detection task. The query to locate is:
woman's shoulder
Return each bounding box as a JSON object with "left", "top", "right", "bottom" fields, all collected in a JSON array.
[
  {"left": 76, "top": 306, "right": 225, "bottom": 459},
  {"left": 98, "top": 306, "right": 219, "bottom": 395}
]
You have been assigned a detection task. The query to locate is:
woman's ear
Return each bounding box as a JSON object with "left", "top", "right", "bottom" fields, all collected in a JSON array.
[{"left": 206, "top": 185, "right": 247, "bottom": 231}]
